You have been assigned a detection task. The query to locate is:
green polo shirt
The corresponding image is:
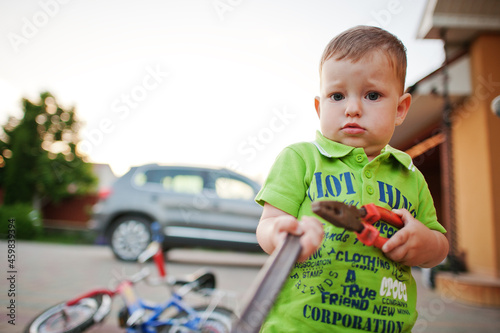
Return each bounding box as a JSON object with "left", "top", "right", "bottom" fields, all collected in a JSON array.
[{"left": 255, "top": 131, "right": 445, "bottom": 332}]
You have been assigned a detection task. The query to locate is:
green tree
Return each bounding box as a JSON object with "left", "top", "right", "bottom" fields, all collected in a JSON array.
[{"left": 0, "top": 92, "right": 97, "bottom": 206}]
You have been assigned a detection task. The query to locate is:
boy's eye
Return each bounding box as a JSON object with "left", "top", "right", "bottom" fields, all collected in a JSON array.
[
  {"left": 366, "top": 92, "right": 381, "bottom": 101},
  {"left": 330, "top": 93, "right": 344, "bottom": 101}
]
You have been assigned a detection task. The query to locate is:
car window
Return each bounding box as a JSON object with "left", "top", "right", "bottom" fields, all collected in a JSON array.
[
  {"left": 215, "top": 177, "right": 255, "bottom": 200},
  {"left": 162, "top": 175, "right": 203, "bottom": 194},
  {"left": 134, "top": 172, "right": 147, "bottom": 186},
  {"left": 134, "top": 169, "right": 204, "bottom": 195}
]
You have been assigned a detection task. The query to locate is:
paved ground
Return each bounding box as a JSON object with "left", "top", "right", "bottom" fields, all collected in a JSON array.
[
  {"left": 1, "top": 241, "right": 264, "bottom": 333},
  {"left": 1, "top": 241, "right": 500, "bottom": 332}
]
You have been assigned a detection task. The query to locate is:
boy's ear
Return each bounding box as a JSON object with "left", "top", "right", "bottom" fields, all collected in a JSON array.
[
  {"left": 315, "top": 96, "right": 321, "bottom": 118},
  {"left": 395, "top": 93, "right": 412, "bottom": 126}
]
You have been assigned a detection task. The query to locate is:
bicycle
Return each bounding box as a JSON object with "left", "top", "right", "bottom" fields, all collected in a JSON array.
[{"left": 24, "top": 222, "right": 236, "bottom": 333}]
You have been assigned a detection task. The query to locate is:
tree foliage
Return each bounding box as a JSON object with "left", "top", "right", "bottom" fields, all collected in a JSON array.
[{"left": 0, "top": 92, "right": 97, "bottom": 205}]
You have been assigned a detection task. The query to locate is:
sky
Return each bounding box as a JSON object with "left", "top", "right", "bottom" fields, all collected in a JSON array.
[{"left": 0, "top": 0, "right": 444, "bottom": 181}]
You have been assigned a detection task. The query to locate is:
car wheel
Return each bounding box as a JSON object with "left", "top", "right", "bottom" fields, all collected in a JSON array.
[{"left": 109, "top": 216, "right": 152, "bottom": 261}]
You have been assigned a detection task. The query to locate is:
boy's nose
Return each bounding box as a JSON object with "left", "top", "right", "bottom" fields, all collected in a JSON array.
[{"left": 345, "top": 98, "right": 362, "bottom": 117}]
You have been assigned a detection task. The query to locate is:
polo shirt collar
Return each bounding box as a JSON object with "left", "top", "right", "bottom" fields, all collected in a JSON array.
[
  {"left": 313, "top": 131, "right": 416, "bottom": 172},
  {"left": 313, "top": 131, "right": 356, "bottom": 158}
]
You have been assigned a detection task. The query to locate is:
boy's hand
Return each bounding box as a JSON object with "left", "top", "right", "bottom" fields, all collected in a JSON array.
[
  {"left": 296, "top": 216, "right": 324, "bottom": 261},
  {"left": 257, "top": 204, "right": 324, "bottom": 262},
  {"left": 382, "top": 209, "right": 449, "bottom": 268}
]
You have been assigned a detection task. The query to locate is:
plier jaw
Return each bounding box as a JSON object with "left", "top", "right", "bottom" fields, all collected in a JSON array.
[{"left": 312, "top": 201, "right": 404, "bottom": 249}]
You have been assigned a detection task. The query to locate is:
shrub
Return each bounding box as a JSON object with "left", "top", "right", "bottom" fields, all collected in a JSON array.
[{"left": 0, "top": 203, "right": 43, "bottom": 240}]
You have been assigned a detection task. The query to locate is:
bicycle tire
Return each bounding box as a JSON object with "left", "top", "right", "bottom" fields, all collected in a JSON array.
[
  {"left": 24, "top": 294, "right": 107, "bottom": 333},
  {"left": 158, "top": 306, "right": 235, "bottom": 333}
]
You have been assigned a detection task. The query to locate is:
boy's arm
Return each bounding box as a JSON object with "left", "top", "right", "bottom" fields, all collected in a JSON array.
[
  {"left": 257, "top": 203, "right": 324, "bottom": 262},
  {"left": 382, "top": 209, "right": 449, "bottom": 268}
]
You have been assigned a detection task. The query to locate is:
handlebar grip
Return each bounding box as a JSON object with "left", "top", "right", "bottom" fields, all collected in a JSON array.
[{"left": 151, "top": 221, "right": 164, "bottom": 242}]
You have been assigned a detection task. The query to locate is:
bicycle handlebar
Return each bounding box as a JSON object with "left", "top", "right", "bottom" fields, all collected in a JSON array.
[
  {"left": 138, "top": 242, "right": 161, "bottom": 264},
  {"left": 130, "top": 267, "right": 151, "bottom": 284}
]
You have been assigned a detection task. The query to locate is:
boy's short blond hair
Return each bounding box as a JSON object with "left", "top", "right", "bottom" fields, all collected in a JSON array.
[{"left": 319, "top": 25, "right": 407, "bottom": 92}]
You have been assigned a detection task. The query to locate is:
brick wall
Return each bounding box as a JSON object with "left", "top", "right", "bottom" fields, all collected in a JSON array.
[{"left": 42, "top": 194, "right": 99, "bottom": 229}]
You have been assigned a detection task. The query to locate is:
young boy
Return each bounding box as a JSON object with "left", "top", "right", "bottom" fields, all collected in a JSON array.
[{"left": 255, "top": 26, "right": 449, "bottom": 332}]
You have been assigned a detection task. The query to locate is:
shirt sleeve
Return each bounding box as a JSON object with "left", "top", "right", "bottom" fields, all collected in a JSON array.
[
  {"left": 417, "top": 176, "right": 447, "bottom": 234},
  {"left": 255, "top": 146, "right": 309, "bottom": 217}
]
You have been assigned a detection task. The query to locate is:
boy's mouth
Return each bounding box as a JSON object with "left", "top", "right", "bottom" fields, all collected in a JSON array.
[{"left": 342, "top": 123, "right": 365, "bottom": 134}]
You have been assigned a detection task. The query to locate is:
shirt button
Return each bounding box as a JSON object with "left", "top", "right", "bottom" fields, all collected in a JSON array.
[
  {"left": 367, "top": 185, "right": 374, "bottom": 195},
  {"left": 365, "top": 170, "right": 372, "bottom": 178},
  {"left": 356, "top": 154, "right": 364, "bottom": 162}
]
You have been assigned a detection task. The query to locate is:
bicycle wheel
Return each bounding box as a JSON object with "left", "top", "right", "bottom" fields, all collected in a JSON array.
[
  {"left": 158, "top": 306, "right": 235, "bottom": 333},
  {"left": 24, "top": 294, "right": 109, "bottom": 333}
]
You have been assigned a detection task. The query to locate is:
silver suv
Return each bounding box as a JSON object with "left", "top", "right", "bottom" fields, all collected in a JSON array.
[{"left": 90, "top": 164, "right": 263, "bottom": 261}]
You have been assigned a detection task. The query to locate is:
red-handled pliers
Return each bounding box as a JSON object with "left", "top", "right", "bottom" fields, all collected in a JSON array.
[{"left": 311, "top": 201, "right": 404, "bottom": 249}]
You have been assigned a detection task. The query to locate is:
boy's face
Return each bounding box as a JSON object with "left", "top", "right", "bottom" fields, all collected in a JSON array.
[{"left": 315, "top": 51, "right": 411, "bottom": 160}]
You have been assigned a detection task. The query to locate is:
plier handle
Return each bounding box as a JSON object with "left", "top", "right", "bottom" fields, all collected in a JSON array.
[{"left": 312, "top": 201, "right": 404, "bottom": 249}]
